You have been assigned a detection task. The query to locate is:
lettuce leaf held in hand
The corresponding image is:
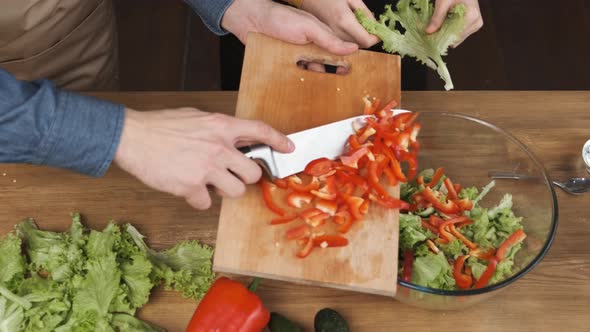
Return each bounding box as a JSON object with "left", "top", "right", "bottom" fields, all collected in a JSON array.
[{"left": 356, "top": 0, "right": 466, "bottom": 90}]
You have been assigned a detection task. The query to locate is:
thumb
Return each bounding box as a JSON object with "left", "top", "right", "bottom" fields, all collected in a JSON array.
[
  {"left": 304, "top": 21, "right": 359, "bottom": 55},
  {"left": 426, "top": 0, "right": 454, "bottom": 34}
]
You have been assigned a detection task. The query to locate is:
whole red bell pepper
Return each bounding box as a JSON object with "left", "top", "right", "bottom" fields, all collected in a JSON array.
[{"left": 186, "top": 277, "right": 270, "bottom": 332}]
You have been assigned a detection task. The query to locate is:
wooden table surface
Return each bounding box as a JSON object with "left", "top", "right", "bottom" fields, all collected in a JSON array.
[{"left": 1, "top": 91, "right": 589, "bottom": 331}]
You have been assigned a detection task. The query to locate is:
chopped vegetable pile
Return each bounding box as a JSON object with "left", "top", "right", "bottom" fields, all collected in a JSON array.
[
  {"left": 261, "top": 97, "right": 420, "bottom": 258},
  {"left": 356, "top": 0, "right": 466, "bottom": 90},
  {"left": 399, "top": 168, "right": 527, "bottom": 290},
  {"left": 0, "top": 214, "right": 214, "bottom": 331}
]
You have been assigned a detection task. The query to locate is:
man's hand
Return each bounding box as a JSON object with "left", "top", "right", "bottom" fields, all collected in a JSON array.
[
  {"left": 221, "top": 0, "right": 358, "bottom": 56},
  {"left": 426, "top": 0, "right": 483, "bottom": 47},
  {"left": 114, "top": 108, "right": 294, "bottom": 210},
  {"left": 300, "top": 0, "right": 379, "bottom": 49}
]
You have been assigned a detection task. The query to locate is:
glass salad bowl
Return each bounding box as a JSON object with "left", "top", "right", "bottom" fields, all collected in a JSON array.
[{"left": 394, "top": 112, "right": 558, "bottom": 310}]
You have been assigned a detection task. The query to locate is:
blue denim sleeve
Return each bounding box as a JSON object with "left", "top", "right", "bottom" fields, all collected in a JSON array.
[
  {"left": 0, "top": 68, "right": 125, "bottom": 176},
  {"left": 184, "top": 0, "right": 235, "bottom": 35}
]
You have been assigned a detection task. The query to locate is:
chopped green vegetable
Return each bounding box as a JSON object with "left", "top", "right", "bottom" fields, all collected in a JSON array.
[
  {"left": 438, "top": 239, "right": 467, "bottom": 259},
  {"left": 411, "top": 252, "right": 455, "bottom": 290},
  {"left": 1, "top": 213, "right": 215, "bottom": 331},
  {"left": 472, "top": 180, "right": 495, "bottom": 206},
  {"left": 399, "top": 214, "right": 432, "bottom": 250},
  {"left": 458, "top": 186, "right": 479, "bottom": 201},
  {"left": 355, "top": 0, "right": 466, "bottom": 90}
]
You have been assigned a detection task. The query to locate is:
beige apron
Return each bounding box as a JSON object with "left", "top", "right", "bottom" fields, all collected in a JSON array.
[{"left": 0, "top": 0, "right": 118, "bottom": 91}]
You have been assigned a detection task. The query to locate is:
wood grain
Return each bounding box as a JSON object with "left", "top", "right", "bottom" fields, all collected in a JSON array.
[
  {"left": 0, "top": 91, "right": 589, "bottom": 331},
  {"left": 214, "top": 33, "right": 402, "bottom": 296}
]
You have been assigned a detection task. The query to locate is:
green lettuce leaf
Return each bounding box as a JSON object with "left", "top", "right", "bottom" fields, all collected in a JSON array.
[
  {"left": 126, "top": 225, "right": 214, "bottom": 300},
  {"left": 399, "top": 214, "right": 432, "bottom": 250},
  {"left": 411, "top": 252, "right": 455, "bottom": 290},
  {"left": 0, "top": 234, "right": 25, "bottom": 290},
  {"left": 0, "top": 295, "right": 26, "bottom": 332},
  {"left": 111, "top": 313, "right": 165, "bottom": 332},
  {"left": 438, "top": 238, "right": 467, "bottom": 259},
  {"left": 356, "top": 0, "right": 466, "bottom": 90},
  {"left": 458, "top": 186, "right": 478, "bottom": 201},
  {"left": 466, "top": 257, "right": 488, "bottom": 280}
]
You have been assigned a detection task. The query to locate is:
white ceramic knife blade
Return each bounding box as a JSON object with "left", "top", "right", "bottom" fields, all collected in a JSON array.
[{"left": 241, "top": 109, "right": 410, "bottom": 179}]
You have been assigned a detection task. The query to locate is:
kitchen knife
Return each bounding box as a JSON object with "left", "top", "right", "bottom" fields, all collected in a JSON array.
[{"left": 240, "top": 109, "right": 411, "bottom": 179}]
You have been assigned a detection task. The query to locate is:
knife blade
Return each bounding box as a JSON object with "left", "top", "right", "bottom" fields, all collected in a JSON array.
[{"left": 240, "top": 109, "right": 411, "bottom": 180}]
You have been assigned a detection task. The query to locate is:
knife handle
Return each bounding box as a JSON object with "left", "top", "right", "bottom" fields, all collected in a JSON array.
[{"left": 238, "top": 144, "right": 278, "bottom": 180}]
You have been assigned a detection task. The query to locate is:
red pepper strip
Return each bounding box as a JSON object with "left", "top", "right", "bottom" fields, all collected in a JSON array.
[
  {"left": 363, "top": 96, "right": 381, "bottom": 115},
  {"left": 304, "top": 157, "right": 334, "bottom": 177},
  {"left": 496, "top": 229, "right": 527, "bottom": 260},
  {"left": 392, "top": 112, "right": 412, "bottom": 130},
  {"left": 426, "top": 167, "right": 445, "bottom": 187},
  {"left": 438, "top": 216, "right": 469, "bottom": 243},
  {"left": 340, "top": 147, "right": 369, "bottom": 169},
  {"left": 421, "top": 220, "right": 439, "bottom": 234},
  {"left": 336, "top": 171, "right": 367, "bottom": 188},
  {"left": 360, "top": 199, "right": 370, "bottom": 215},
  {"left": 337, "top": 213, "right": 353, "bottom": 233},
  {"left": 274, "top": 178, "right": 288, "bottom": 189},
  {"left": 186, "top": 277, "right": 270, "bottom": 332},
  {"left": 313, "top": 235, "right": 349, "bottom": 247},
  {"left": 358, "top": 127, "right": 377, "bottom": 144},
  {"left": 449, "top": 224, "right": 478, "bottom": 250},
  {"left": 368, "top": 194, "right": 408, "bottom": 209},
  {"left": 286, "top": 225, "right": 309, "bottom": 240},
  {"left": 340, "top": 182, "right": 355, "bottom": 195},
  {"left": 374, "top": 98, "right": 398, "bottom": 119},
  {"left": 383, "top": 167, "right": 399, "bottom": 186},
  {"left": 444, "top": 178, "right": 458, "bottom": 200},
  {"left": 296, "top": 236, "right": 309, "bottom": 246},
  {"left": 455, "top": 218, "right": 474, "bottom": 228},
  {"left": 429, "top": 215, "right": 445, "bottom": 227},
  {"left": 318, "top": 170, "right": 337, "bottom": 181},
  {"left": 454, "top": 183, "right": 462, "bottom": 193},
  {"left": 409, "top": 122, "right": 421, "bottom": 142},
  {"left": 389, "top": 157, "right": 407, "bottom": 182},
  {"left": 288, "top": 176, "right": 320, "bottom": 192},
  {"left": 474, "top": 258, "right": 498, "bottom": 288},
  {"left": 316, "top": 199, "right": 338, "bottom": 216},
  {"left": 470, "top": 247, "right": 496, "bottom": 260},
  {"left": 397, "top": 150, "right": 418, "bottom": 180},
  {"left": 422, "top": 187, "right": 460, "bottom": 214},
  {"left": 270, "top": 214, "right": 298, "bottom": 225},
  {"left": 260, "top": 180, "right": 286, "bottom": 216},
  {"left": 333, "top": 164, "right": 358, "bottom": 173},
  {"left": 416, "top": 175, "right": 425, "bottom": 185},
  {"left": 286, "top": 192, "right": 314, "bottom": 208},
  {"left": 340, "top": 193, "right": 364, "bottom": 220},
  {"left": 368, "top": 160, "right": 391, "bottom": 199},
  {"left": 453, "top": 255, "right": 473, "bottom": 290},
  {"left": 299, "top": 208, "right": 323, "bottom": 220},
  {"left": 401, "top": 250, "right": 414, "bottom": 282},
  {"left": 348, "top": 134, "right": 362, "bottom": 150},
  {"left": 307, "top": 212, "right": 331, "bottom": 227},
  {"left": 297, "top": 237, "right": 314, "bottom": 258},
  {"left": 311, "top": 176, "right": 337, "bottom": 200},
  {"left": 455, "top": 198, "right": 473, "bottom": 211},
  {"left": 426, "top": 239, "right": 440, "bottom": 254}
]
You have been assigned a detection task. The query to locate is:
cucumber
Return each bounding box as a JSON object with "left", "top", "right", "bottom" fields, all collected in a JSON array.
[
  {"left": 268, "top": 312, "right": 302, "bottom": 332},
  {"left": 416, "top": 207, "right": 435, "bottom": 217},
  {"left": 314, "top": 308, "right": 350, "bottom": 332}
]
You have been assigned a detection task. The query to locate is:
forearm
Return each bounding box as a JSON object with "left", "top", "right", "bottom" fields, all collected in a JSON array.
[
  {"left": 0, "top": 68, "right": 125, "bottom": 176},
  {"left": 183, "top": 0, "right": 235, "bottom": 35}
]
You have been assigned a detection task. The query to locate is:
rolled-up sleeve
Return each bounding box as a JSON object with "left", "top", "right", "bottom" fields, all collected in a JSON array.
[
  {"left": 0, "top": 68, "right": 124, "bottom": 176},
  {"left": 184, "top": 0, "right": 235, "bottom": 35}
]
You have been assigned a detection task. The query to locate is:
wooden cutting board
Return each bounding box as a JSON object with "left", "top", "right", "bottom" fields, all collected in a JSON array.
[{"left": 213, "top": 33, "right": 401, "bottom": 296}]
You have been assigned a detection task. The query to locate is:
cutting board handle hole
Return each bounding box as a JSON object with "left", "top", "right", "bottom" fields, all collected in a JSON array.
[{"left": 296, "top": 58, "right": 350, "bottom": 75}]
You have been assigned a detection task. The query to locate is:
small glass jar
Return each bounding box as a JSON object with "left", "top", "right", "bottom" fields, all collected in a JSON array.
[{"left": 584, "top": 139, "right": 590, "bottom": 173}]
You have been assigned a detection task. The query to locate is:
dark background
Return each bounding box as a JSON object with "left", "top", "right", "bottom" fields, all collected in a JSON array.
[{"left": 113, "top": 0, "right": 590, "bottom": 91}]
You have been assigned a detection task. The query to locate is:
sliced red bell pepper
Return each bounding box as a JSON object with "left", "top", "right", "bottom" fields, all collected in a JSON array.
[
  {"left": 426, "top": 167, "right": 445, "bottom": 187},
  {"left": 348, "top": 134, "right": 362, "bottom": 150},
  {"left": 409, "top": 122, "right": 421, "bottom": 143},
  {"left": 299, "top": 207, "right": 323, "bottom": 220},
  {"left": 455, "top": 198, "right": 473, "bottom": 211},
  {"left": 422, "top": 187, "right": 460, "bottom": 214},
  {"left": 274, "top": 178, "right": 288, "bottom": 189},
  {"left": 368, "top": 193, "right": 408, "bottom": 209},
  {"left": 438, "top": 216, "right": 469, "bottom": 243},
  {"left": 496, "top": 229, "right": 527, "bottom": 260},
  {"left": 270, "top": 214, "right": 298, "bottom": 225},
  {"left": 186, "top": 277, "right": 270, "bottom": 332},
  {"left": 382, "top": 167, "right": 398, "bottom": 186},
  {"left": 453, "top": 255, "right": 473, "bottom": 290},
  {"left": 339, "top": 193, "right": 364, "bottom": 220},
  {"left": 316, "top": 199, "right": 338, "bottom": 216},
  {"left": 304, "top": 157, "right": 334, "bottom": 177},
  {"left": 307, "top": 212, "right": 331, "bottom": 227},
  {"left": 454, "top": 183, "right": 462, "bottom": 193},
  {"left": 416, "top": 175, "right": 425, "bottom": 185},
  {"left": 389, "top": 157, "right": 407, "bottom": 182},
  {"left": 310, "top": 175, "right": 337, "bottom": 200},
  {"left": 313, "top": 235, "right": 349, "bottom": 248},
  {"left": 340, "top": 147, "right": 369, "bottom": 169},
  {"left": 260, "top": 180, "right": 286, "bottom": 216},
  {"left": 449, "top": 224, "right": 478, "bottom": 250},
  {"left": 286, "top": 192, "right": 314, "bottom": 208},
  {"left": 397, "top": 150, "right": 418, "bottom": 180},
  {"left": 474, "top": 258, "right": 498, "bottom": 288},
  {"left": 470, "top": 247, "right": 496, "bottom": 260},
  {"left": 339, "top": 182, "right": 355, "bottom": 195},
  {"left": 429, "top": 215, "right": 445, "bottom": 227},
  {"left": 374, "top": 98, "right": 398, "bottom": 119},
  {"left": 358, "top": 127, "right": 377, "bottom": 144},
  {"left": 286, "top": 224, "right": 310, "bottom": 240},
  {"left": 401, "top": 250, "right": 414, "bottom": 282},
  {"left": 421, "top": 220, "right": 439, "bottom": 234},
  {"left": 336, "top": 212, "right": 353, "bottom": 233},
  {"left": 444, "top": 178, "right": 458, "bottom": 200},
  {"left": 297, "top": 237, "right": 314, "bottom": 258},
  {"left": 287, "top": 175, "right": 320, "bottom": 192},
  {"left": 368, "top": 159, "right": 391, "bottom": 199},
  {"left": 360, "top": 199, "right": 370, "bottom": 215}
]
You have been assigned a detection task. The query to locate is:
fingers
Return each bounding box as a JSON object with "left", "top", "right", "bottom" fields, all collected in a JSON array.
[
  {"left": 302, "top": 19, "right": 359, "bottom": 55},
  {"left": 225, "top": 149, "right": 263, "bottom": 184},
  {"left": 347, "top": 0, "right": 381, "bottom": 47},
  {"left": 208, "top": 170, "right": 247, "bottom": 198},
  {"left": 306, "top": 61, "right": 327, "bottom": 73},
  {"left": 231, "top": 118, "right": 295, "bottom": 153},
  {"left": 426, "top": 0, "right": 456, "bottom": 34},
  {"left": 186, "top": 187, "right": 212, "bottom": 210}
]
